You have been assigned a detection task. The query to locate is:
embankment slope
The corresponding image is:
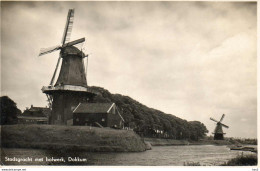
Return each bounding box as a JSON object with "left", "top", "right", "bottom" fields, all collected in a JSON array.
[{"left": 1, "top": 124, "right": 147, "bottom": 152}]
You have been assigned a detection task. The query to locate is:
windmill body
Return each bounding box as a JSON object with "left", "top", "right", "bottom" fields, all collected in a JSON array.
[
  {"left": 55, "top": 46, "right": 87, "bottom": 87},
  {"left": 40, "top": 9, "right": 95, "bottom": 125},
  {"left": 210, "top": 114, "right": 229, "bottom": 140}
]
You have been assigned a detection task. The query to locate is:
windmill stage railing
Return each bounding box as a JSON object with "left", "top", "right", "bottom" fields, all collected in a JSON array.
[{"left": 41, "top": 84, "right": 96, "bottom": 94}]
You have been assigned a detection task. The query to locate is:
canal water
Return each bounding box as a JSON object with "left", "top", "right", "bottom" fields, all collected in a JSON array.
[{"left": 1, "top": 145, "right": 256, "bottom": 166}]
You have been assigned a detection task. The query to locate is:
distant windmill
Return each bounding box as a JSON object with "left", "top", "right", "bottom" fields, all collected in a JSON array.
[
  {"left": 210, "top": 114, "right": 229, "bottom": 140},
  {"left": 39, "top": 9, "right": 95, "bottom": 125}
]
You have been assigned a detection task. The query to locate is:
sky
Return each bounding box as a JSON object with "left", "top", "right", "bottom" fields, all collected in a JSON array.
[{"left": 1, "top": 1, "right": 257, "bottom": 138}]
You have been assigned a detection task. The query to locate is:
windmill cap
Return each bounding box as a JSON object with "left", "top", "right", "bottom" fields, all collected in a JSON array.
[{"left": 61, "top": 46, "right": 85, "bottom": 57}]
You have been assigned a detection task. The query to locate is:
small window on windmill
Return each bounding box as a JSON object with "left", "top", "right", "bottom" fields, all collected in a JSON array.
[
  {"left": 76, "top": 117, "right": 79, "bottom": 122},
  {"left": 57, "top": 115, "right": 61, "bottom": 120},
  {"left": 85, "top": 118, "right": 89, "bottom": 121},
  {"left": 102, "top": 118, "right": 105, "bottom": 122}
]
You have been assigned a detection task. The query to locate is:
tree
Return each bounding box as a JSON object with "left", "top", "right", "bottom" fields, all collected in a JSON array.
[
  {"left": 0, "top": 96, "right": 21, "bottom": 125},
  {"left": 189, "top": 121, "right": 209, "bottom": 140}
]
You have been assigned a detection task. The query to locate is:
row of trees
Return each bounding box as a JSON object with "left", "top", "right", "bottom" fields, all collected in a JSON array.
[{"left": 91, "top": 86, "right": 208, "bottom": 141}]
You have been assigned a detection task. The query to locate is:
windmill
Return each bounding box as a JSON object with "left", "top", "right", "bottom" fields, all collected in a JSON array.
[
  {"left": 39, "top": 9, "right": 95, "bottom": 125},
  {"left": 210, "top": 114, "right": 229, "bottom": 140}
]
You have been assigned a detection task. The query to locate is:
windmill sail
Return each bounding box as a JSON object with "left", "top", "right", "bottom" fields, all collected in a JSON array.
[
  {"left": 219, "top": 114, "right": 225, "bottom": 122},
  {"left": 39, "top": 45, "right": 60, "bottom": 56},
  {"left": 50, "top": 9, "right": 75, "bottom": 86},
  {"left": 61, "top": 9, "right": 75, "bottom": 45},
  {"left": 49, "top": 53, "right": 62, "bottom": 85},
  {"left": 220, "top": 123, "right": 229, "bottom": 128},
  {"left": 62, "top": 38, "right": 85, "bottom": 48},
  {"left": 210, "top": 117, "right": 218, "bottom": 122}
]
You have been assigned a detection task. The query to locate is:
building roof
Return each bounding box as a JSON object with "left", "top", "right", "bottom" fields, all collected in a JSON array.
[
  {"left": 73, "top": 103, "right": 114, "bottom": 114},
  {"left": 30, "top": 107, "right": 50, "bottom": 112},
  {"left": 22, "top": 106, "right": 51, "bottom": 117}
]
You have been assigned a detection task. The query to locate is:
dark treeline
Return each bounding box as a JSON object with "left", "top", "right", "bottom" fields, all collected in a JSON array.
[
  {"left": 0, "top": 96, "right": 21, "bottom": 125},
  {"left": 91, "top": 86, "right": 208, "bottom": 141}
]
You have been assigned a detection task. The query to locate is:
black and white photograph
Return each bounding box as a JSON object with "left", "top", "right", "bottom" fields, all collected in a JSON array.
[{"left": 0, "top": 1, "right": 258, "bottom": 168}]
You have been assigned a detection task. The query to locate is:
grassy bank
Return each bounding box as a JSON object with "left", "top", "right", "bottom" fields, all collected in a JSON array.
[
  {"left": 1, "top": 124, "right": 147, "bottom": 152},
  {"left": 144, "top": 138, "right": 234, "bottom": 146},
  {"left": 144, "top": 138, "right": 189, "bottom": 146}
]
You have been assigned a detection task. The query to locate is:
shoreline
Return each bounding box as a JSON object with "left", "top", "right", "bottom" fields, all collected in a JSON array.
[{"left": 144, "top": 137, "right": 256, "bottom": 147}]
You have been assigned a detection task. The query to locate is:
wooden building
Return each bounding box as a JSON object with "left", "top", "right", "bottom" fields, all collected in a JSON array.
[
  {"left": 73, "top": 103, "right": 124, "bottom": 128},
  {"left": 17, "top": 105, "right": 50, "bottom": 124}
]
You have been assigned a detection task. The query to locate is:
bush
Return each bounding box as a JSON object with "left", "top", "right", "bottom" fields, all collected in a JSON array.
[
  {"left": 222, "top": 154, "right": 257, "bottom": 166},
  {"left": 183, "top": 161, "right": 201, "bottom": 166}
]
